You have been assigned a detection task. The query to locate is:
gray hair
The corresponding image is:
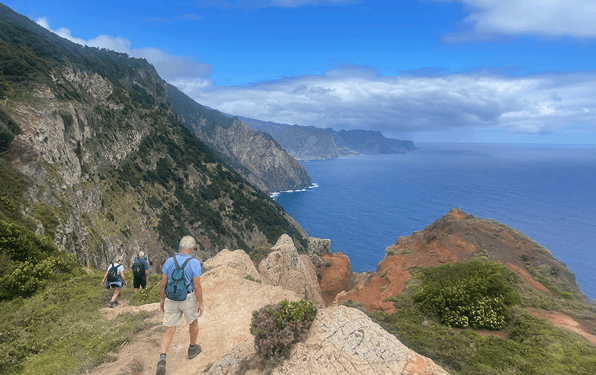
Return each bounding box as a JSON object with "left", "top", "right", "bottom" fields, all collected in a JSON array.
[{"left": 179, "top": 236, "right": 196, "bottom": 251}]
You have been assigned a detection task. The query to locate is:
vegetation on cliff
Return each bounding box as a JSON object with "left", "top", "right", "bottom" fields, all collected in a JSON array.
[
  {"left": 0, "top": 4, "right": 307, "bottom": 271},
  {"left": 359, "top": 257, "right": 596, "bottom": 375}
]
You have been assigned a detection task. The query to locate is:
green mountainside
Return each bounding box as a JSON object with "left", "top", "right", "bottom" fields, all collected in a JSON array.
[{"left": 0, "top": 4, "right": 306, "bottom": 274}]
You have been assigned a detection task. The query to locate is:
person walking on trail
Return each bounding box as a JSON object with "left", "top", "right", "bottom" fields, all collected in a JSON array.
[
  {"left": 102, "top": 257, "right": 127, "bottom": 308},
  {"left": 156, "top": 236, "right": 204, "bottom": 375},
  {"left": 131, "top": 251, "right": 150, "bottom": 293}
]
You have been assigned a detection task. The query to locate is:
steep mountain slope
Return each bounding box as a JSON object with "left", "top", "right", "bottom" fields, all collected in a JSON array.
[
  {"left": 0, "top": 4, "right": 307, "bottom": 271},
  {"left": 235, "top": 114, "right": 417, "bottom": 159},
  {"left": 275, "top": 124, "right": 342, "bottom": 160},
  {"left": 167, "top": 84, "right": 311, "bottom": 193}
]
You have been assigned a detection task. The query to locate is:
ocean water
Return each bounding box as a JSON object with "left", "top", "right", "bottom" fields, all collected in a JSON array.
[{"left": 274, "top": 143, "right": 596, "bottom": 301}]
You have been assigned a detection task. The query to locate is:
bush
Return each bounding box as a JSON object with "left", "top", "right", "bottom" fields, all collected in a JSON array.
[
  {"left": 0, "top": 220, "right": 81, "bottom": 300},
  {"left": 413, "top": 259, "right": 521, "bottom": 330},
  {"left": 250, "top": 299, "right": 317, "bottom": 367},
  {"left": 248, "top": 247, "right": 273, "bottom": 267}
]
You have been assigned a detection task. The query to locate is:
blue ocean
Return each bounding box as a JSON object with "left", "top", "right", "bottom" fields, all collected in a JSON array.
[{"left": 274, "top": 143, "right": 596, "bottom": 301}]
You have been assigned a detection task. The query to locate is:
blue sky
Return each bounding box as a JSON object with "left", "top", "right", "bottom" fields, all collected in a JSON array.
[{"left": 7, "top": 0, "right": 596, "bottom": 143}]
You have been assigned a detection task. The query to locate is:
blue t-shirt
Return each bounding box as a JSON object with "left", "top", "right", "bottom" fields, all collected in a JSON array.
[
  {"left": 131, "top": 257, "right": 149, "bottom": 279},
  {"left": 162, "top": 254, "right": 202, "bottom": 293}
]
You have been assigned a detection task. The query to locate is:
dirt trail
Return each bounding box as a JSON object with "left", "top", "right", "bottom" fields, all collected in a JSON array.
[{"left": 92, "top": 301, "right": 214, "bottom": 375}]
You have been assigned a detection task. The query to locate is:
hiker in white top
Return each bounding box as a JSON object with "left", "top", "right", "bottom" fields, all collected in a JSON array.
[
  {"left": 156, "top": 236, "right": 204, "bottom": 375},
  {"left": 101, "top": 257, "right": 127, "bottom": 308}
]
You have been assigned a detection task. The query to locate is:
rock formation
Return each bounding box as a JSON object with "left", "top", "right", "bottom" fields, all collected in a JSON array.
[
  {"left": 320, "top": 208, "right": 589, "bottom": 313},
  {"left": 258, "top": 234, "right": 326, "bottom": 308},
  {"left": 271, "top": 305, "right": 448, "bottom": 375}
]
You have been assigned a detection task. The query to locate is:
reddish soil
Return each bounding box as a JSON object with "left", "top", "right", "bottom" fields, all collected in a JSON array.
[
  {"left": 319, "top": 253, "right": 351, "bottom": 306},
  {"left": 526, "top": 307, "right": 596, "bottom": 345},
  {"left": 317, "top": 208, "right": 596, "bottom": 345}
]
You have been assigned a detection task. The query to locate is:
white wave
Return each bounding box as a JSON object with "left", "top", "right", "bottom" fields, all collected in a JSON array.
[{"left": 270, "top": 183, "right": 319, "bottom": 199}]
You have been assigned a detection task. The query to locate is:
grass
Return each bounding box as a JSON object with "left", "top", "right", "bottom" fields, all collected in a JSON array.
[
  {"left": 358, "top": 271, "right": 596, "bottom": 375},
  {"left": 0, "top": 270, "right": 159, "bottom": 375}
]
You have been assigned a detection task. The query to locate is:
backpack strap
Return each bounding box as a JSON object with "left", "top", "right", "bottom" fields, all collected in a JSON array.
[{"left": 180, "top": 256, "right": 193, "bottom": 269}]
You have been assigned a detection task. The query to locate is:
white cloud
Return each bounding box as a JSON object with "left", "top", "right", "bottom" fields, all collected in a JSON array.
[
  {"left": 439, "top": 0, "right": 596, "bottom": 39},
  {"left": 180, "top": 65, "right": 596, "bottom": 138},
  {"left": 35, "top": 18, "right": 212, "bottom": 84}
]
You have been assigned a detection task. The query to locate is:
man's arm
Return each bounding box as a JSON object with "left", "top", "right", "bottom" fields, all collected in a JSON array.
[
  {"left": 193, "top": 276, "right": 204, "bottom": 317},
  {"left": 159, "top": 274, "right": 168, "bottom": 311}
]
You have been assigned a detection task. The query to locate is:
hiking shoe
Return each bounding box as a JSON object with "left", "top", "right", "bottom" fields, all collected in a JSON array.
[
  {"left": 112, "top": 300, "right": 119, "bottom": 306},
  {"left": 156, "top": 360, "right": 166, "bottom": 375},
  {"left": 108, "top": 301, "right": 114, "bottom": 308},
  {"left": 188, "top": 344, "right": 202, "bottom": 359}
]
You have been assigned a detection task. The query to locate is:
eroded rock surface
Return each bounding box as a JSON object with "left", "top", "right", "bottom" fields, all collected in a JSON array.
[
  {"left": 259, "top": 234, "right": 325, "bottom": 308},
  {"left": 209, "top": 305, "right": 448, "bottom": 375}
]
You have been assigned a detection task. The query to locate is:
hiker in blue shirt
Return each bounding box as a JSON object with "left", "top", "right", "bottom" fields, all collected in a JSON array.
[
  {"left": 156, "top": 236, "right": 204, "bottom": 375},
  {"left": 131, "top": 251, "right": 150, "bottom": 293},
  {"left": 101, "top": 257, "right": 127, "bottom": 308}
]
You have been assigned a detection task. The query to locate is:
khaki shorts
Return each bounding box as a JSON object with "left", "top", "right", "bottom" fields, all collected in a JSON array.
[{"left": 163, "top": 291, "right": 199, "bottom": 327}]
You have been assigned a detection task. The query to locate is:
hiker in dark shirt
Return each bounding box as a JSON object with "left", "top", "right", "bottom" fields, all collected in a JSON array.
[
  {"left": 102, "top": 257, "right": 127, "bottom": 308},
  {"left": 131, "top": 251, "right": 150, "bottom": 293},
  {"left": 155, "top": 236, "right": 203, "bottom": 375}
]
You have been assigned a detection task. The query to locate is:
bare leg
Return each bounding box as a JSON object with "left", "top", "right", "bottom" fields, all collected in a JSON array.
[
  {"left": 134, "top": 288, "right": 139, "bottom": 293},
  {"left": 111, "top": 287, "right": 121, "bottom": 302},
  {"left": 160, "top": 326, "right": 177, "bottom": 354},
  {"left": 189, "top": 319, "right": 198, "bottom": 346}
]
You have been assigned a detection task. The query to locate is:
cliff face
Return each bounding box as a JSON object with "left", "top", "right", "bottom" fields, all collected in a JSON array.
[
  {"left": 321, "top": 208, "right": 589, "bottom": 312},
  {"left": 274, "top": 124, "right": 342, "bottom": 160},
  {"left": 331, "top": 129, "right": 417, "bottom": 154},
  {"left": 167, "top": 84, "right": 312, "bottom": 193},
  {"left": 239, "top": 116, "right": 417, "bottom": 160},
  {"left": 0, "top": 4, "right": 307, "bottom": 270}
]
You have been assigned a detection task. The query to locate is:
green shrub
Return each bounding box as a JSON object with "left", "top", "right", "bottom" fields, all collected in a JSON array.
[
  {"left": 383, "top": 296, "right": 398, "bottom": 302},
  {"left": 414, "top": 259, "right": 521, "bottom": 330},
  {"left": 250, "top": 299, "right": 317, "bottom": 367},
  {"left": 248, "top": 247, "right": 273, "bottom": 267},
  {"left": 0, "top": 220, "right": 81, "bottom": 301},
  {"left": 244, "top": 275, "right": 262, "bottom": 283}
]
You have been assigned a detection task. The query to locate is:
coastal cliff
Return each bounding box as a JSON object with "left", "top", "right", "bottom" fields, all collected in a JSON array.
[
  {"left": 235, "top": 115, "right": 417, "bottom": 160},
  {"left": 167, "top": 84, "right": 312, "bottom": 194}
]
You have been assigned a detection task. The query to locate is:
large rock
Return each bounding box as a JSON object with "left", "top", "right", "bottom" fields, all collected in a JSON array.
[
  {"left": 208, "top": 305, "right": 448, "bottom": 375},
  {"left": 259, "top": 234, "right": 325, "bottom": 308}
]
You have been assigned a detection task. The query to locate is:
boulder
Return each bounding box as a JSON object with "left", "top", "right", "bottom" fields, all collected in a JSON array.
[
  {"left": 258, "top": 235, "right": 325, "bottom": 308},
  {"left": 208, "top": 305, "right": 448, "bottom": 375},
  {"left": 274, "top": 305, "right": 449, "bottom": 375}
]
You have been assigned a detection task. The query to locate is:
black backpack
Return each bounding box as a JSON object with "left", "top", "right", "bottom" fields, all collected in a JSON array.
[
  {"left": 132, "top": 256, "right": 145, "bottom": 278},
  {"left": 107, "top": 264, "right": 119, "bottom": 282},
  {"left": 165, "top": 255, "right": 194, "bottom": 301}
]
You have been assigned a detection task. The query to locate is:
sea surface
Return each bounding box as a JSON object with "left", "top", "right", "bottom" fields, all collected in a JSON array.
[{"left": 274, "top": 143, "right": 596, "bottom": 301}]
